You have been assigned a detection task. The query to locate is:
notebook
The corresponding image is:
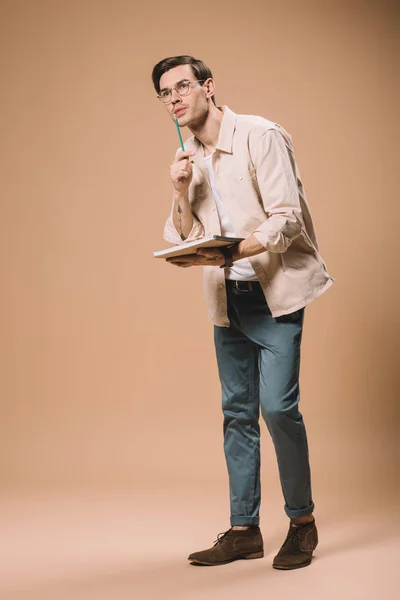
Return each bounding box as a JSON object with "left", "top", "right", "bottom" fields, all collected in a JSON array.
[{"left": 154, "top": 235, "right": 243, "bottom": 259}]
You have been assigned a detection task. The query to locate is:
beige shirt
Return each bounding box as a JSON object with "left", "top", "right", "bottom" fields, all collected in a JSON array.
[{"left": 163, "top": 105, "right": 335, "bottom": 327}]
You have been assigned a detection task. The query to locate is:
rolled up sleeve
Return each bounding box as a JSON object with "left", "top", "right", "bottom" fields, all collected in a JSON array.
[{"left": 251, "top": 129, "right": 303, "bottom": 253}]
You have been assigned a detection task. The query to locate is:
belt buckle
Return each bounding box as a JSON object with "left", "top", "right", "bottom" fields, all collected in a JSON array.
[{"left": 235, "top": 281, "right": 252, "bottom": 292}]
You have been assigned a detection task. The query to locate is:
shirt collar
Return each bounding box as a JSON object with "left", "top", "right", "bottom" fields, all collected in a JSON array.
[
  {"left": 187, "top": 105, "right": 237, "bottom": 156},
  {"left": 215, "top": 105, "right": 237, "bottom": 153}
]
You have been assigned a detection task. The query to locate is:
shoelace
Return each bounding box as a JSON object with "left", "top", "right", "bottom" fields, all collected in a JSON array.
[
  {"left": 284, "top": 520, "right": 313, "bottom": 549},
  {"left": 213, "top": 528, "right": 233, "bottom": 546}
]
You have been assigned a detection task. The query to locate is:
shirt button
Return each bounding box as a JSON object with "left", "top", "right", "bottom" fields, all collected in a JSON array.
[{"left": 218, "top": 283, "right": 225, "bottom": 289}]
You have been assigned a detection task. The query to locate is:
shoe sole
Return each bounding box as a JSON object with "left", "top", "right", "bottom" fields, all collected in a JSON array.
[
  {"left": 272, "top": 541, "right": 318, "bottom": 570},
  {"left": 189, "top": 550, "right": 264, "bottom": 566},
  {"left": 272, "top": 557, "right": 312, "bottom": 570}
]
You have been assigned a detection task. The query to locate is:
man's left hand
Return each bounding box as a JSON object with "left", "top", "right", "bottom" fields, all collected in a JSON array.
[{"left": 166, "top": 248, "right": 226, "bottom": 268}]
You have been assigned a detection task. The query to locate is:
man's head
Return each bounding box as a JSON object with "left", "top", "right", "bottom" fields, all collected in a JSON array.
[{"left": 151, "top": 55, "right": 217, "bottom": 126}]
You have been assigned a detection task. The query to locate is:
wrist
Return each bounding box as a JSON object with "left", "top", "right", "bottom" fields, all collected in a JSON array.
[
  {"left": 231, "top": 242, "right": 244, "bottom": 262},
  {"left": 219, "top": 243, "right": 241, "bottom": 269},
  {"left": 219, "top": 245, "right": 234, "bottom": 268},
  {"left": 173, "top": 190, "right": 189, "bottom": 203}
]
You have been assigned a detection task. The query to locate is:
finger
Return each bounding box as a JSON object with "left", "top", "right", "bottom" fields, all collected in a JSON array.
[
  {"left": 173, "top": 160, "right": 191, "bottom": 171},
  {"left": 167, "top": 256, "right": 197, "bottom": 263},
  {"left": 172, "top": 261, "right": 195, "bottom": 267},
  {"left": 168, "top": 258, "right": 197, "bottom": 264},
  {"left": 174, "top": 151, "right": 196, "bottom": 163},
  {"left": 196, "top": 249, "right": 215, "bottom": 255},
  {"left": 197, "top": 249, "right": 221, "bottom": 258},
  {"left": 167, "top": 256, "right": 195, "bottom": 263},
  {"left": 176, "top": 163, "right": 192, "bottom": 174}
]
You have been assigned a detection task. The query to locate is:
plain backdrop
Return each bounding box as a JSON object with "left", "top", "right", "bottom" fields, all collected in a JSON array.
[{"left": 0, "top": 1, "right": 399, "bottom": 597}]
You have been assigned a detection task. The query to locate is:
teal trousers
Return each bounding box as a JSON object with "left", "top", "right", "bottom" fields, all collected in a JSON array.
[{"left": 214, "top": 280, "right": 315, "bottom": 525}]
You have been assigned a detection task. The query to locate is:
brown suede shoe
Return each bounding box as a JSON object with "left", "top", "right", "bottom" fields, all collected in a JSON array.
[
  {"left": 272, "top": 518, "right": 318, "bottom": 570},
  {"left": 188, "top": 526, "right": 264, "bottom": 566}
]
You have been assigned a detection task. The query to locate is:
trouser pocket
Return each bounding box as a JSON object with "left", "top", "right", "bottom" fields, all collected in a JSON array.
[{"left": 275, "top": 308, "right": 304, "bottom": 323}]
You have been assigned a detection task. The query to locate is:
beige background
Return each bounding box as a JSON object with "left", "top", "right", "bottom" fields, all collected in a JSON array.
[{"left": 0, "top": 1, "right": 399, "bottom": 598}]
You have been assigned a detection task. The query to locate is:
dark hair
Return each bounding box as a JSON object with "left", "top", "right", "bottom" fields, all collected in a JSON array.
[{"left": 151, "top": 55, "right": 216, "bottom": 105}]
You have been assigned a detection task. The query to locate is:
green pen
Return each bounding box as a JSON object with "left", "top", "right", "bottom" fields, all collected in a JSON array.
[
  {"left": 173, "top": 113, "right": 194, "bottom": 163},
  {"left": 173, "top": 113, "right": 185, "bottom": 151}
]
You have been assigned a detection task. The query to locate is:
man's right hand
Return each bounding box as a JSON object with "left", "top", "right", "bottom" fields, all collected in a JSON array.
[{"left": 170, "top": 151, "right": 196, "bottom": 194}]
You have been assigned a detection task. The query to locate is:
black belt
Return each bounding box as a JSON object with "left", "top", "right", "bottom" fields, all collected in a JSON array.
[{"left": 226, "top": 280, "right": 262, "bottom": 292}]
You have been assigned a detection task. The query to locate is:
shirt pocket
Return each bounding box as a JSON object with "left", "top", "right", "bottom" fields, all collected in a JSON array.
[
  {"left": 232, "top": 167, "right": 262, "bottom": 205},
  {"left": 232, "top": 165, "right": 258, "bottom": 184}
]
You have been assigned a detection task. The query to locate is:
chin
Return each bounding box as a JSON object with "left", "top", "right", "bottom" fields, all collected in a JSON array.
[{"left": 179, "top": 116, "right": 192, "bottom": 129}]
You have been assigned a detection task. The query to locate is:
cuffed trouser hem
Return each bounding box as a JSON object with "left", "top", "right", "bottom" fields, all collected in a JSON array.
[
  {"left": 284, "top": 501, "right": 315, "bottom": 519},
  {"left": 230, "top": 516, "right": 260, "bottom": 526}
]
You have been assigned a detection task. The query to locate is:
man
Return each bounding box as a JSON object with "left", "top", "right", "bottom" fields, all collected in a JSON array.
[{"left": 151, "top": 55, "right": 335, "bottom": 570}]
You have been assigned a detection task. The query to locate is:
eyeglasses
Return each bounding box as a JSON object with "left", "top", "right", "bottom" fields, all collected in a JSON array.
[{"left": 157, "top": 79, "right": 207, "bottom": 104}]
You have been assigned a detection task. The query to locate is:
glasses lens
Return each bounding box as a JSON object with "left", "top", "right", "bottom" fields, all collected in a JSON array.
[
  {"left": 177, "top": 81, "right": 190, "bottom": 96},
  {"left": 159, "top": 90, "right": 171, "bottom": 103},
  {"left": 159, "top": 80, "right": 204, "bottom": 103}
]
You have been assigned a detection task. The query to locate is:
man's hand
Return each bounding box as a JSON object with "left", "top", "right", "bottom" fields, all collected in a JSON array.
[
  {"left": 166, "top": 237, "right": 266, "bottom": 269},
  {"left": 170, "top": 150, "right": 196, "bottom": 194},
  {"left": 166, "top": 248, "right": 225, "bottom": 268}
]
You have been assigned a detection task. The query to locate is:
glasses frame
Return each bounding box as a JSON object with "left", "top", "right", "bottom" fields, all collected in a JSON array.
[{"left": 157, "top": 79, "right": 208, "bottom": 104}]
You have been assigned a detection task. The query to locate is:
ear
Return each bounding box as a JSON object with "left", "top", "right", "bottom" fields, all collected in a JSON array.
[{"left": 203, "top": 78, "right": 215, "bottom": 100}]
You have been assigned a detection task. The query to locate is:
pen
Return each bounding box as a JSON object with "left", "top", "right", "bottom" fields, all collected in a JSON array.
[
  {"left": 173, "top": 113, "right": 185, "bottom": 151},
  {"left": 173, "top": 113, "right": 194, "bottom": 163}
]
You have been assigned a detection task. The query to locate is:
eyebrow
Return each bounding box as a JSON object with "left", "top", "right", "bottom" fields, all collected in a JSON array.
[{"left": 159, "top": 79, "right": 189, "bottom": 93}]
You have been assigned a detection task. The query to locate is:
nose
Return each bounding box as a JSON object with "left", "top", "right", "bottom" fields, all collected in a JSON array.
[{"left": 171, "top": 88, "right": 182, "bottom": 104}]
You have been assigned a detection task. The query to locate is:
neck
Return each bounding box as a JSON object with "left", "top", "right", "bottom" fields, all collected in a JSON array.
[{"left": 188, "top": 104, "right": 224, "bottom": 154}]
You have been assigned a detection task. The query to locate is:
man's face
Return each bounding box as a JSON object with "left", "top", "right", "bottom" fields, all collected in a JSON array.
[{"left": 158, "top": 64, "right": 211, "bottom": 127}]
